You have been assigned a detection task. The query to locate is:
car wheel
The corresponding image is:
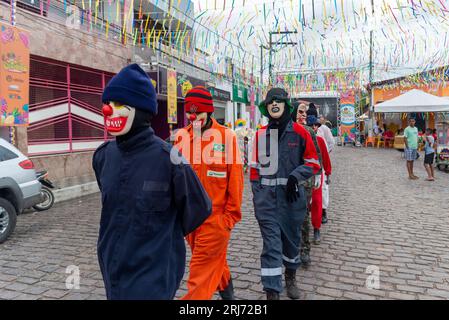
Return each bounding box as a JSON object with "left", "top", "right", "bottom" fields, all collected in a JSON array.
[{"left": 0, "top": 197, "right": 17, "bottom": 244}]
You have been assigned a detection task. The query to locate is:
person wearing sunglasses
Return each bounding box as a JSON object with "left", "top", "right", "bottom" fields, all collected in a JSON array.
[{"left": 251, "top": 88, "right": 320, "bottom": 300}]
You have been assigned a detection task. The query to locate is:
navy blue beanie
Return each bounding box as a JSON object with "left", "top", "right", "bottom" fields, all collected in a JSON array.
[
  {"left": 307, "top": 115, "right": 320, "bottom": 126},
  {"left": 102, "top": 64, "right": 158, "bottom": 115}
]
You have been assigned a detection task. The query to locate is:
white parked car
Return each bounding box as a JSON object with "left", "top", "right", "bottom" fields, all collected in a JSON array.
[{"left": 0, "top": 138, "right": 42, "bottom": 243}]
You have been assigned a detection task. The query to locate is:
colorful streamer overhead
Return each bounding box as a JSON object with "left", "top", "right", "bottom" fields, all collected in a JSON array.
[{"left": 35, "top": 0, "right": 449, "bottom": 89}]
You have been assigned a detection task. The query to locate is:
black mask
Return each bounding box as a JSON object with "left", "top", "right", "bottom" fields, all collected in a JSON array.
[
  {"left": 268, "top": 104, "right": 291, "bottom": 140},
  {"left": 116, "top": 109, "right": 152, "bottom": 145}
]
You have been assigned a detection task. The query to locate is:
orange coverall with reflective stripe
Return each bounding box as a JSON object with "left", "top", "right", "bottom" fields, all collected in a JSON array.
[{"left": 174, "top": 118, "right": 244, "bottom": 300}]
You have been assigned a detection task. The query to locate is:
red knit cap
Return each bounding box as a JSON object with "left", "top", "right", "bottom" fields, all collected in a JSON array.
[{"left": 184, "top": 86, "right": 214, "bottom": 113}]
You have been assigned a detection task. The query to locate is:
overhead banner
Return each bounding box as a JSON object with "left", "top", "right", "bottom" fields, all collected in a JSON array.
[
  {"left": 167, "top": 69, "right": 177, "bottom": 124},
  {"left": 339, "top": 90, "right": 356, "bottom": 140},
  {"left": 0, "top": 23, "right": 30, "bottom": 126}
]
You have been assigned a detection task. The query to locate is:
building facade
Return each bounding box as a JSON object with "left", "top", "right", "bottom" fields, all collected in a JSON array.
[{"left": 0, "top": 0, "right": 256, "bottom": 189}]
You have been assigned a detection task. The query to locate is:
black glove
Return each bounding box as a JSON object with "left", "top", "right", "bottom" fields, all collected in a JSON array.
[
  {"left": 286, "top": 175, "right": 299, "bottom": 203},
  {"left": 326, "top": 175, "right": 330, "bottom": 185}
]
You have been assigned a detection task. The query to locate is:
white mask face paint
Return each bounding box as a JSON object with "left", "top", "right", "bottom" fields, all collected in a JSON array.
[
  {"left": 297, "top": 108, "right": 307, "bottom": 124},
  {"left": 267, "top": 101, "right": 285, "bottom": 119},
  {"left": 187, "top": 111, "right": 208, "bottom": 128},
  {"left": 103, "top": 101, "right": 136, "bottom": 136}
]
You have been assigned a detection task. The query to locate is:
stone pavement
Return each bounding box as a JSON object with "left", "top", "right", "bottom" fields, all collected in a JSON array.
[{"left": 1, "top": 146, "right": 449, "bottom": 300}]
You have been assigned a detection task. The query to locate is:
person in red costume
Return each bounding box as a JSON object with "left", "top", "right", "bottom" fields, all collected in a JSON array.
[{"left": 306, "top": 115, "right": 332, "bottom": 244}]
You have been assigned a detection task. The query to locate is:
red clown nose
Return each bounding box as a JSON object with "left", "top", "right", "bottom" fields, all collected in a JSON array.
[
  {"left": 189, "top": 113, "right": 197, "bottom": 121},
  {"left": 102, "top": 104, "right": 113, "bottom": 117}
]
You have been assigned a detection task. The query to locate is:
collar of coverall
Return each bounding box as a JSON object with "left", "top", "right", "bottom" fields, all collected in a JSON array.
[
  {"left": 266, "top": 120, "right": 294, "bottom": 135},
  {"left": 116, "top": 126, "right": 155, "bottom": 152}
]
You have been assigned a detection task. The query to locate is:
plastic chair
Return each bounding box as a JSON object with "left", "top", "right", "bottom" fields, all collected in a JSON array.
[
  {"left": 384, "top": 137, "right": 394, "bottom": 148},
  {"left": 377, "top": 139, "right": 385, "bottom": 148},
  {"left": 365, "top": 136, "right": 376, "bottom": 147}
]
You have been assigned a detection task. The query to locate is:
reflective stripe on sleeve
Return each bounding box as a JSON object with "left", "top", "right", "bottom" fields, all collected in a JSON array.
[
  {"left": 261, "top": 267, "right": 283, "bottom": 276},
  {"left": 260, "top": 178, "right": 288, "bottom": 186},
  {"left": 282, "top": 254, "right": 301, "bottom": 263},
  {"left": 305, "top": 158, "right": 320, "bottom": 165}
]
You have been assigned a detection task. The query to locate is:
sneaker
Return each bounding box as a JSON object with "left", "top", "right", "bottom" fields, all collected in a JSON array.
[{"left": 313, "top": 229, "right": 321, "bottom": 245}]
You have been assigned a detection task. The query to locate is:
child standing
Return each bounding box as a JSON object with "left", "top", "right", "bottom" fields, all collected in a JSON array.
[{"left": 424, "top": 128, "right": 436, "bottom": 181}]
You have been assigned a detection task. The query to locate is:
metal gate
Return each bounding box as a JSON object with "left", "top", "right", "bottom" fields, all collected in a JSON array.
[{"left": 27, "top": 56, "right": 114, "bottom": 155}]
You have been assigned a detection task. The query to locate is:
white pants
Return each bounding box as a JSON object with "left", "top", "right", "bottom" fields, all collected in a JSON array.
[{"left": 322, "top": 174, "right": 330, "bottom": 210}]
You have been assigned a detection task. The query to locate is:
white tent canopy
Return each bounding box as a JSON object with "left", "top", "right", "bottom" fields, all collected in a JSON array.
[{"left": 375, "top": 89, "right": 449, "bottom": 113}]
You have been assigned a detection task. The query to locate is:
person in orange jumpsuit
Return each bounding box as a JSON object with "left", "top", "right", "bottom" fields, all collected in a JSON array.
[
  {"left": 174, "top": 86, "right": 244, "bottom": 300},
  {"left": 306, "top": 115, "right": 332, "bottom": 244}
]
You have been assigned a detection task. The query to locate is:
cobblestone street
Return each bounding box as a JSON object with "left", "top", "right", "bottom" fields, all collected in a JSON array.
[{"left": 1, "top": 146, "right": 449, "bottom": 300}]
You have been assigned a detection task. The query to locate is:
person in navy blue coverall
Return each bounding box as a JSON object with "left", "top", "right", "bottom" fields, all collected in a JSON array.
[{"left": 93, "top": 64, "right": 212, "bottom": 300}]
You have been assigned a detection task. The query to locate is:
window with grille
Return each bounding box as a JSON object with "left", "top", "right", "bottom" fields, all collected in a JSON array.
[
  {"left": 1, "top": 0, "right": 48, "bottom": 16},
  {"left": 27, "top": 55, "right": 115, "bottom": 155}
]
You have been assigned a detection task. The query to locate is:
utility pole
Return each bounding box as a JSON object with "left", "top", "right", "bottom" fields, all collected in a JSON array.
[
  {"left": 268, "top": 32, "right": 272, "bottom": 85},
  {"left": 260, "top": 45, "right": 264, "bottom": 86},
  {"left": 369, "top": 0, "right": 374, "bottom": 111},
  {"left": 367, "top": 0, "right": 375, "bottom": 145},
  {"left": 267, "top": 30, "right": 298, "bottom": 85}
]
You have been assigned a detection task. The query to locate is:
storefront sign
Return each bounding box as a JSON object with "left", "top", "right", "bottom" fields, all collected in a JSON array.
[
  {"left": 233, "top": 83, "right": 249, "bottom": 104},
  {"left": 0, "top": 23, "right": 30, "bottom": 126},
  {"left": 207, "top": 87, "right": 231, "bottom": 102},
  {"left": 147, "top": 71, "right": 158, "bottom": 94},
  {"left": 177, "top": 73, "right": 205, "bottom": 98},
  {"left": 167, "top": 69, "right": 177, "bottom": 124},
  {"left": 159, "top": 67, "right": 205, "bottom": 99}
]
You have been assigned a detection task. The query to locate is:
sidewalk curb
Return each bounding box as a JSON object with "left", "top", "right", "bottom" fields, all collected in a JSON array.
[{"left": 54, "top": 182, "right": 99, "bottom": 204}]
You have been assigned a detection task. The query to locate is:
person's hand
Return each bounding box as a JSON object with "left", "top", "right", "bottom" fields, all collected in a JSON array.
[
  {"left": 286, "top": 175, "right": 299, "bottom": 203},
  {"left": 326, "top": 175, "right": 330, "bottom": 185}
]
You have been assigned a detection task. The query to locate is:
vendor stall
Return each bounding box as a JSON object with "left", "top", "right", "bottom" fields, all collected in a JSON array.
[
  {"left": 375, "top": 89, "right": 449, "bottom": 113},
  {"left": 375, "top": 89, "right": 449, "bottom": 151}
]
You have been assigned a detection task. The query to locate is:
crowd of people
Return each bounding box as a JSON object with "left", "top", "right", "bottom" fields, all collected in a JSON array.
[{"left": 93, "top": 64, "right": 335, "bottom": 300}]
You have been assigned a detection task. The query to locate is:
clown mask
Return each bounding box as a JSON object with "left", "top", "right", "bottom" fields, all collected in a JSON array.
[
  {"left": 267, "top": 100, "right": 285, "bottom": 119},
  {"left": 186, "top": 111, "right": 208, "bottom": 128},
  {"left": 102, "top": 102, "right": 136, "bottom": 136},
  {"left": 297, "top": 107, "right": 307, "bottom": 125}
]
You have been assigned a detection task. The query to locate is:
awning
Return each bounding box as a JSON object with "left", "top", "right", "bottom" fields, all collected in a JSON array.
[{"left": 375, "top": 89, "right": 449, "bottom": 113}]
